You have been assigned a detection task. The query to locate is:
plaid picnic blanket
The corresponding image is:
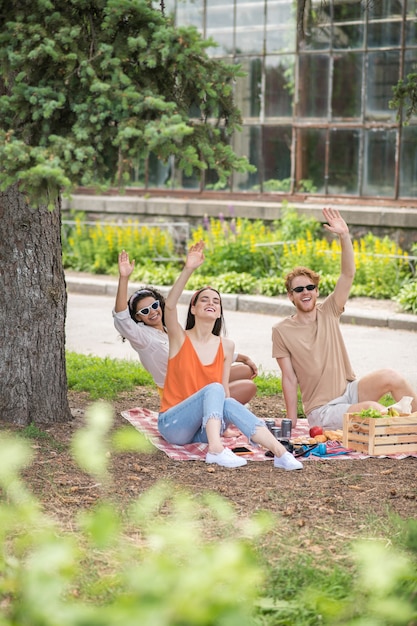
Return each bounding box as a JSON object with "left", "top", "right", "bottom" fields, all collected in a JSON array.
[{"left": 121, "top": 407, "right": 417, "bottom": 462}]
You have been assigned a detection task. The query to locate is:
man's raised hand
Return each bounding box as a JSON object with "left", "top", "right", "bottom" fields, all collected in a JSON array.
[{"left": 322, "top": 208, "right": 349, "bottom": 237}]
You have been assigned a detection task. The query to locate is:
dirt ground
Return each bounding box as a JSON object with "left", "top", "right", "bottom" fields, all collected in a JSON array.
[{"left": 13, "top": 387, "right": 416, "bottom": 553}]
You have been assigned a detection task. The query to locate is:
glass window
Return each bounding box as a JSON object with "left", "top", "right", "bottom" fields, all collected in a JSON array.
[
  {"left": 144, "top": 153, "right": 184, "bottom": 190},
  {"left": 266, "top": 1, "right": 295, "bottom": 53},
  {"left": 262, "top": 125, "right": 292, "bottom": 187},
  {"left": 206, "top": 29, "right": 235, "bottom": 56},
  {"left": 295, "top": 128, "right": 326, "bottom": 193},
  {"left": 332, "top": 20, "right": 364, "bottom": 49},
  {"left": 232, "top": 126, "right": 261, "bottom": 191},
  {"left": 332, "top": 52, "right": 363, "bottom": 118},
  {"left": 181, "top": 167, "right": 202, "bottom": 190},
  {"left": 405, "top": 18, "right": 417, "bottom": 44},
  {"left": 167, "top": 0, "right": 417, "bottom": 199},
  {"left": 129, "top": 154, "right": 146, "bottom": 187},
  {"left": 404, "top": 47, "right": 417, "bottom": 80},
  {"left": 367, "top": 18, "right": 402, "bottom": 47},
  {"left": 233, "top": 58, "right": 262, "bottom": 118},
  {"left": 301, "top": 1, "right": 331, "bottom": 50},
  {"left": 235, "top": 26, "right": 264, "bottom": 55},
  {"left": 333, "top": 0, "right": 364, "bottom": 23},
  {"left": 265, "top": 26, "right": 294, "bottom": 55},
  {"left": 265, "top": 55, "right": 294, "bottom": 117},
  {"left": 235, "top": 0, "right": 265, "bottom": 26},
  {"left": 206, "top": 2, "right": 235, "bottom": 55},
  {"left": 175, "top": 0, "right": 204, "bottom": 28},
  {"left": 368, "top": 0, "right": 404, "bottom": 20},
  {"left": 366, "top": 50, "right": 400, "bottom": 117},
  {"left": 235, "top": 0, "right": 265, "bottom": 54},
  {"left": 400, "top": 50, "right": 417, "bottom": 122},
  {"left": 399, "top": 125, "right": 417, "bottom": 197},
  {"left": 332, "top": 0, "right": 365, "bottom": 49},
  {"left": 406, "top": 0, "right": 417, "bottom": 17},
  {"left": 328, "top": 129, "right": 360, "bottom": 195},
  {"left": 297, "top": 55, "right": 329, "bottom": 117},
  {"left": 147, "top": 153, "right": 172, "bottom": 188},
  {"left": 362, "top": 129, "right": 396, "bottom": 197}
]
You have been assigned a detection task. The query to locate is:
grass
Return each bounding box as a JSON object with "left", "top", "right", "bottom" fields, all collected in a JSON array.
[
  {"left": 253, "top": 371, "right": 282, "bottom": 396},
  {"left": 257, "top": 554, "right": 354, "bottom": 624},
  {"left": 20, "top": 423, "right": 51, "bottom": 440},
  {"left": 66, "top": 351, "right": 155, "bottom": 399},
  {"left": 19, "top": 422, "right": 66, "bottom": 451},
  {"left": 66, "top": 351, "right": 284, "bottom": 401}
]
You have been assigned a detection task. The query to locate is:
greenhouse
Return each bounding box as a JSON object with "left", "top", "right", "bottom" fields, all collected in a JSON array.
[{"left": 144, "top": 0, "right": 417, "bottom": 200}]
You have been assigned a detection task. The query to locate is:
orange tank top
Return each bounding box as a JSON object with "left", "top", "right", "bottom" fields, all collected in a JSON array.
[{"left": 160, "top": 334, "right": 224, "bottom": 412}]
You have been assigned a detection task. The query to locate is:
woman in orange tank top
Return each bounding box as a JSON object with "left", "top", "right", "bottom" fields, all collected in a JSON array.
[
  {"left": 157, "top": 241, "right": 303, "bottom": 471},
  {"left": 113, "top": 249, "right": 258, "bottom": 405}
]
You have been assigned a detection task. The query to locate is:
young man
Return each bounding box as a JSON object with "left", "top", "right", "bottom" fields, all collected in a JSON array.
[{"left": 272, "top": 207, "right": 417, "bottom": 430}]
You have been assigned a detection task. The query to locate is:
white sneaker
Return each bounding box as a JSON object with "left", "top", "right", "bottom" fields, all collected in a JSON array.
[
  {"left": 274, "top": 452, "right": 303, "bottom": 471},
  {"left": 206, "top": 448, "right": 248, "bottom": 468}
]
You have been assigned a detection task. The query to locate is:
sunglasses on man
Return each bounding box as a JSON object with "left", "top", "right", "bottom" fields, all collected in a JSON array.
[{"left": 291, "top": 284, "right": 317, "bottom": 293}]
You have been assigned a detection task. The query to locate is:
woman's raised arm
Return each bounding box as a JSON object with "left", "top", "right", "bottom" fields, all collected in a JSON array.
[
  {"left": 164, "top": 241, "right": 205, "bottom": 354},
  {"left": 115, "top": 250, "right": 135, "bottom": 313}
]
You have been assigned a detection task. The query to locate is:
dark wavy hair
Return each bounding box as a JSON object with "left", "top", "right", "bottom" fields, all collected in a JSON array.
[
  {"left": 185, "top": 287, "right": 225, "bottom": 336},
  {"left": 127, "top": 287, "right": 166, "bottom": 325}
]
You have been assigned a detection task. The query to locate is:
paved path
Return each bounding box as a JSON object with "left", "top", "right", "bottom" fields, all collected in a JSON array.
[{"left": 66, "top": 292, "right": 417, "bottom": 391}]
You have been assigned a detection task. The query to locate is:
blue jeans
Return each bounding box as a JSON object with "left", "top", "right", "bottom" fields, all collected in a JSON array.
[{"left": 158, "top": 382, "right": 265, "bottom": 445}]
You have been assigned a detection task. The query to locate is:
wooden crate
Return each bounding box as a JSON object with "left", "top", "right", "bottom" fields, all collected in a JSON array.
[{"left": 343, "top": 412, "right": 417, "bottom": 455}]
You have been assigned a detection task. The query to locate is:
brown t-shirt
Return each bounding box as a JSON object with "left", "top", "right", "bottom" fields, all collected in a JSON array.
[{"left": 272, "top": 292, "right": 356, "bottom": 415}]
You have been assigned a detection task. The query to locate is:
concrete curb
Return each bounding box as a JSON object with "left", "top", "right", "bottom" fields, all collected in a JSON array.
[{"left": 65, "top": 274, "right": 417, "bottom": 332}]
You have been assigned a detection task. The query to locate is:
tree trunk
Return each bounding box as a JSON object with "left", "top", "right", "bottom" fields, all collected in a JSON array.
[{"left": 0, "top": 184, "right": 72, "bottom": 425}]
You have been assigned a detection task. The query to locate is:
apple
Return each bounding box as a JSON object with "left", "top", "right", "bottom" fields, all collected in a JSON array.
[{"left": 309, "top": 426, "right": 324, "bottom": 437}]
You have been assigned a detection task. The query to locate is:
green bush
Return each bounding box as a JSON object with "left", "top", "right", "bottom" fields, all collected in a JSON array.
[
  {"left": 393, "top": 279, "right": 417, "bottom": 313},
  {"left": 62, "top": 213, "right": 177, "bottom": 274},
  {"left": 278, "top": 204, "right": 322, "bottom": 241},
  {"left": 257, "top": 276, "right": 287, "bottom": 297},
  {"left": 129, "top": 260, "right": 180, "bottom": 286},
  {"left": 316, "top": 273, "right": 337, "bottom": 297},
  {"left": 62, "top": 207, "right": 415, "bottom": 305},
  {"left": 211, "top": 272, "right": 258, "bottom": 294}
]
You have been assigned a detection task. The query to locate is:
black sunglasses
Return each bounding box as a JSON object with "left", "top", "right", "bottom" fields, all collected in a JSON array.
[
  {"left": 291, "top": 284, "right": 317, "bottom": 293},
  {"left": 136, "top": 300, "right": 160, "bottom": 316}
]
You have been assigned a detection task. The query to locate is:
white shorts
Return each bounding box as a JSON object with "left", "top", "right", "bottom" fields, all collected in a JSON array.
[{"left": 307, "top": 380, "right": 359, "bottom": 430}]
